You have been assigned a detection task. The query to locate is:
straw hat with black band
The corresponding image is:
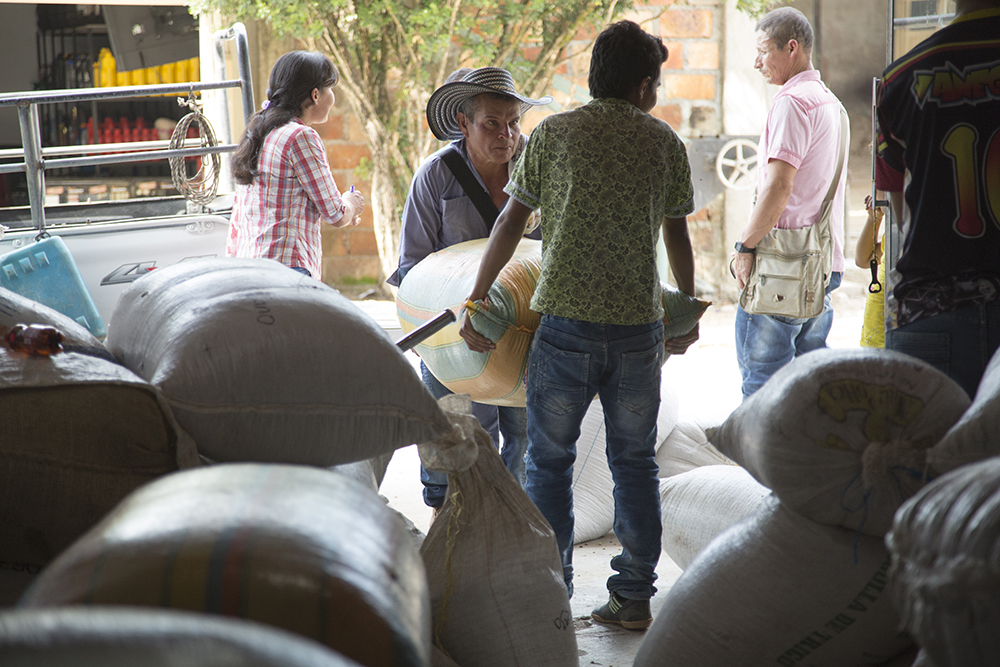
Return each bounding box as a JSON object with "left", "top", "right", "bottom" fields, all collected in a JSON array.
[{"left": 426, "top": 67, "right": 553, "bottom": 141}]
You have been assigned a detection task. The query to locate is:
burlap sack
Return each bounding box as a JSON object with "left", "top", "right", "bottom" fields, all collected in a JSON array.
[
  {"left": 419, "top": 395, "right": 576, "bottom": 667},
  {"left": 0, "top": 286, "right": 111, "bottom": 360},
  {"left": 634, "top": 496, "right": 915, "bottom": 667},
  {"left": 19, "top": 463, "right": 430, "bottom": 667},
  {"left": 708, "top": 348, "right": 970, "bottom": 537},
  {"left": 658, "top": 465, "right": 770, "bottom": 569},
  {"left": 655, "top": 411, "right": 734, "bottom": 479},
  {"left": 396, "top": 238, "right": 710, "bottom": 407},
  {"left": 887, "top": 456, "right": 1000, "bottom": 667},
  {"left": 0, "top": 606, "right": 362, "bottom": 667},
  {"left": 107, "top": 258, "right": 449, "bottom": 466},
  {"left": 572, "top": 376, "right": 679, "bottom": 544},
  {"left": 0, "top": 349, "right": 195, "bottom": 566},
  {"left": 926, "top": 346, "right": 1000, "bottom": 476}
]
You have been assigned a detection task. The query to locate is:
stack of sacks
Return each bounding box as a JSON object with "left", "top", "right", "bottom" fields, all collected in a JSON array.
[
  {"left": 420, "top": 395, "right": 577, "bottom": 667},
  {"left": 0, "top": 606, "right": 363, "bottom": 667},
  {"left": 887, "top": 456, "right": 1000, "bottom": 667},
  {"left": 925, "top": 346, "right": 1000, "bottom": 475},
  {"left": 634, "top": 495, "right": 915, "bottom": 666},
  {"left": 658, "top": 465, "right": 770, "bottom": 569},
  {"left": 107, "top": 258, "right": 449, "bottom": 466},
  {"left": 572, "top": 376, "right": 680, "bottom": 544},
  {"left": 0, "top": 315, "right": 195, "bottom": 603},
  {"left": 396, "top": 237, "right": 710, "bottom": 407},
  {"left": 708, "top": 348, "right": 970, "bottom": 537},
  {"left": 2, "top": 288, "right": 140, "bottom": 605},
  {"left": 634, "top": 349, "right": 972, "bottom": 666},
  {"left": 19, "top": 464, "right": 430, "bottom": 667},
  {"left": 655, "top": 408, "right": 734, "bottom": 480}
]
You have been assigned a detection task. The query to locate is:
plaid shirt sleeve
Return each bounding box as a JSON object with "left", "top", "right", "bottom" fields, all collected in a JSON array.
[{"left": 290, "top": 126, "right": 346, "bottom": 224}]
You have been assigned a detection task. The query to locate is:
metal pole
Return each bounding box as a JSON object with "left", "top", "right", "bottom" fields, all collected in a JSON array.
[
  {"left": 18, "top": 102, "right": 46, "bottom": 234},
  {"left": 233, "top": 23, "right": 255, "bottom": 123}
]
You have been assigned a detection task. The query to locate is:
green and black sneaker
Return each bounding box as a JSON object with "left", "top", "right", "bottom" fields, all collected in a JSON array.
[{"left": 591, "top": 592, "right": 652, "bottom": 630}]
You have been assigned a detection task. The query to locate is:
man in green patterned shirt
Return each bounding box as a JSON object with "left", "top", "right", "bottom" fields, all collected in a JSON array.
[{"left": 459, "top": 20, "right": 698, "bottom": 630}]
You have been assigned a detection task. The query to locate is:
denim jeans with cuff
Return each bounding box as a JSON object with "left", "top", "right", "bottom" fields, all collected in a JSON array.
[{"left": 525, "top": 314, "right": 663, "bottom": 601}]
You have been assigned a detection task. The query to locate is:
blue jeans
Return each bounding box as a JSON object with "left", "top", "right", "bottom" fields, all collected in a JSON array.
[
  {"left": 886, "top": 300, "right": 1000, "bottom": 400},
  {"left": 526, "top": 315, "right": 663, "bottom": 601},
  {"left": 418, "top": 361, "right": 528, "bottom": 508},
  {"left": 736, "top": 272, "right": 842, "bottom": 400}
]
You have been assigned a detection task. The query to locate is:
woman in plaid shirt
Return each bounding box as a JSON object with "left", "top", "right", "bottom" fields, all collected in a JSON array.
[{"left": 228, "top": 51, "right": 365, "bottom": 279}]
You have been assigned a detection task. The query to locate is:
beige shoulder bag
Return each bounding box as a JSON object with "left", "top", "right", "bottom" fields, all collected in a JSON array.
[{"left": 739, "top": 107, "right": 849, "bottom": 319}]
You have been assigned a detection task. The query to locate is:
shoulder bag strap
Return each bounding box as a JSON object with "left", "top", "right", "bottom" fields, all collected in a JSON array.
[
  {"left": 825, "top": 106, "right": 849, "bottom": 206},
  {"left": 439, "top": 145, "right": 500, "bottom": 232}
]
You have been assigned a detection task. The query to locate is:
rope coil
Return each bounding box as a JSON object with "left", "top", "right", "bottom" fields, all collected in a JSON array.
[{"left": 169, "top": 94, "right": 220, "bottom": 206}]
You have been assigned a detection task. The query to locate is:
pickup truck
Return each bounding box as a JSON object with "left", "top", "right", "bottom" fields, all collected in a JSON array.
[{"left": 0, "top": 23, "right": 253, "bottom": 335}]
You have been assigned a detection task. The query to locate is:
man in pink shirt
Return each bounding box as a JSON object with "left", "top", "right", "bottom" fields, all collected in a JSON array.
[{"left": 730, "top": 7, "right": 848, "bottom": 399}]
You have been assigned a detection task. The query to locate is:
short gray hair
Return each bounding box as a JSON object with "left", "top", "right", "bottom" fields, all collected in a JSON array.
[
  {"left": 458, "top": 91, "right": 518, "bottom": 122},
  {"left": 756, "top": 7, "right": 814, "bottom": 52}
]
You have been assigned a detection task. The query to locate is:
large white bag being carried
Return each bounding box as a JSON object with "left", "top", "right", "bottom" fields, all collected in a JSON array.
[
  {"left": 887, "top": 456, "right": 1000, "bottom": 667},
  {"left": 107, "top": 258, "right": 449, "bottom": 466},
  {"left": 708, "top": 348, "right": 970, "bottom": 537},
  {"left": 634, "top": 495, "right": 914, "bottom": 667},
  {"left": 658, "top": 465, "right": 770, "bottom": 569},
  {"left": 572, "top": 377, "right": 680, "bottom": 544},
  {"left": 420, "top": 395, "right": 576, "bottom": 667}
]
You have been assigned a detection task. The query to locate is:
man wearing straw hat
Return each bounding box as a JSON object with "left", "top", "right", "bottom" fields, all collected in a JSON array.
[
  {"left": 460, "top": 20, "right": 698, "bottom": 629},
  {"left": 387, "top": 67, "right": 552, "bottom": 512}
]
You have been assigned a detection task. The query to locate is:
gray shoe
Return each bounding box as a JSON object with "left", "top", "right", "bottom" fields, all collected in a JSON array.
[{"left": 591, "top": 592, "right": 652, "bottom": 630}]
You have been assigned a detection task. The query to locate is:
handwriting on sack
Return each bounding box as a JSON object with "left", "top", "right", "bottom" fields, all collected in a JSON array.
[
  {"left": 253, "top": 299, "right": 275, "bottom": 325},
  {"left": 553, "top": 609, "right": 572, "bottom": 630}
]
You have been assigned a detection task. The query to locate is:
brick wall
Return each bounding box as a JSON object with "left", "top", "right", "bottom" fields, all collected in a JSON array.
[{"left": 318, "top": 0, "right": 725, "bottom": 293}]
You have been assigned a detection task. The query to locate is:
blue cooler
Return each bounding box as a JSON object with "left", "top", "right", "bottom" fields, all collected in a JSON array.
[{"left": 0, "top": 235, "right": 107, "bottom": 340}]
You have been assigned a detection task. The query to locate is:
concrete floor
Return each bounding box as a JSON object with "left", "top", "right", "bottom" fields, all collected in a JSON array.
[{"left": 370, "top": 253, "right": 869, "bottom": 665}]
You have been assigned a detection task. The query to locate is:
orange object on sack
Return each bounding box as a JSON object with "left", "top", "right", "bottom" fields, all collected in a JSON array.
[{"left": 5, "top": 324, "right": 65, "bottom": 356}]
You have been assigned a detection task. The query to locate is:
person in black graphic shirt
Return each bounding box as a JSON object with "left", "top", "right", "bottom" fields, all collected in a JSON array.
[{"left": 876, "top": 0, "right": 1000, "bottom": 398}]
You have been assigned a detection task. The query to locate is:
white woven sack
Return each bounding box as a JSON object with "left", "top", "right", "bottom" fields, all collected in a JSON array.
[
  {"left": 0, "top": 286, "right": 111, "bottom": 359},
  {"left": 658, "top": 465, "right": 769, "bottom": 569},
  {"left": 634, "top": 496, "right": 915, "bottom": 667},
  {"left": 886, "top": 456, "right": 1000, "bottom": 667},
  {"left": 107, "top": 258, "right": 449, "bottom": 466},
  {"left": 656, "top": 410, "right": 734, "bottom": 479},
  {"left": 708, "top": 348, "right": 970, "bottom": 537},
  {"left": 0, "top": 349, "right": 196, "bottom": 566},
  {"left": 572, "top": 377, "right": 680, "bottom": 544},
  {"left": 20, "top": 463, "right": 430, "bottom": 667},
  {"left": 0, "top": 607, "right": 363, "bottom": 667},
  {"left": 926, "top": 347, "right": 1000, "bottom": 476},
  {"left": 420, "top": 395, "right": 576, "bottom": 667},
  {"left": 0, "top": 562, "right": 40, "bottom": 607}
]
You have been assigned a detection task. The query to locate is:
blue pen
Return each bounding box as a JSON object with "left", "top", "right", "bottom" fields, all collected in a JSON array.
[{"left": 350, "top": 185, "right": 355, "bottom": 193}]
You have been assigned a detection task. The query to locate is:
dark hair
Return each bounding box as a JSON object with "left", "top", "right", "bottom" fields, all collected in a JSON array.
[
  {"left": 231, "top": 51, "right": 338, "bottom": 185},
  {"left": 589, "top": 20, "right": 668, "bottom": 100},
  {"left": 756, "top": 7, "right": 814, "bottom": 52}
]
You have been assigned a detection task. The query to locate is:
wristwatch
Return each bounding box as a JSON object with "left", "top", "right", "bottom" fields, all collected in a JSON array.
[{"left": 734, "top": 241, "right": 756, "bottom": 254}]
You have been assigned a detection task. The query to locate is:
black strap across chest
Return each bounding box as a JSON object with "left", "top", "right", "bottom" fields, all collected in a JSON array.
[{"left": 440, "top": 145, "right": 500, "bottom": 232}]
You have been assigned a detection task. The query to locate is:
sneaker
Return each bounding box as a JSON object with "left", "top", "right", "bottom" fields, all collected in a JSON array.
[{"left": 591, "top": 592, "right": 652, "bottom": 630}]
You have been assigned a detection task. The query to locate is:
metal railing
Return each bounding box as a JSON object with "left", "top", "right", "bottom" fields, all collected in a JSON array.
[{"left": 0, "top": 22, "right": 253, "bottom": 233}]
